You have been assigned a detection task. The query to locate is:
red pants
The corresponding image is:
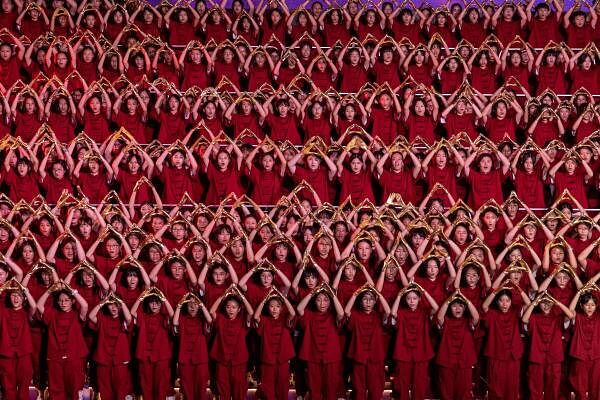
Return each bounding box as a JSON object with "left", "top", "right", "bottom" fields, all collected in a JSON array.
[
  {"left": 487, "top": 358, "right": 520, "bottom": 400},
  {"left": 438, "top": 365, "right": 473, "bottom": 400},
  {"left": 179, "top": 362, "right": 209, "bottom": 400},
  {"left": 47, "top": 357, "right": 86, "bottom": 400},
  {"left": 259, "top": 361, "right": 290, "bottom": 400},
  {"left": 570, "top": 359, "right": 600, "bottom": 400},
  {"left": 394, "top": 360, "right": 429, "bottom": 400},
  {"left": 30, "top": 327, "right": 43, "bottom": 385},
  {"left": 215, "top": 362, "right": 247, "bottom": 400},
  {"left": 0, "top": 354, "right": 33, "bottom": 400},
  {"left": 528, "top": 361, "right": 561, "bottom": 400},
  {"left": 138, "top": 359, "right": 170, "bottom": 400},
  {"left": 306, "top": 361, "right": 341, "bottom": 400},
  {"left": 352, "top": 360, "right": 385, "bottom": 400},
  {"left": 96, "top": 363, "right": 131, "bottom": 400}
]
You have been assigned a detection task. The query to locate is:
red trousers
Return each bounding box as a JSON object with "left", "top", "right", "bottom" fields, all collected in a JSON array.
[
  {"left": 394, "top": 360, "right": 429, "bottom": 400},
  {"left": 179, "top": 362, "right": 209, "bottom": 400},
  {"left": 215, "top": 362, "right": 247, "bottom": 400},
  {"left": 528, "top": 361, "right": 561, "bottom": 400},
  {"left": 259, "top": 361, "right": 290, "bottom": 400},
  {"left": 96, "top": 363, "right": 131, "bottom": 400},
  {"left": 487, "top": 358, "right": 520, "bottom": 400},
  {"left": 570, "top": 359, "right": 600, "bottom": 400},
  {"left": 438, "top": 365, "right": 473, "bottom": 400},
  {"left": 352, "top": 360, "right": 385, "bottom": 400},
  {"left": 31, "top": 327, "right": 43, "bottom": 384},
  {"left": 138, "top": 359, "right": 170, "bottom": 400},
  {"left": 0, "top": 354, "right": 33, "bottom": 400},
  {"left": 306, "top": 361, "right": 341, "bottom": 400},
  {"left": 47, "top": 357, "right": 86, "bottom": 400}
]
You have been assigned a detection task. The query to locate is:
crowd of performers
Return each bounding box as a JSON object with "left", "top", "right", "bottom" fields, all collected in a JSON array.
[{"left": 0, "top": 0, "right": 598, "bottom": 399}]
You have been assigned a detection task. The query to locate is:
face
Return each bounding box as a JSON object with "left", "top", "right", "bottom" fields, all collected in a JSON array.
[
  {"left": 39, "top": 219, "right": 52, "bottom": 235},
  {"left": 10, "top": 292, "right": 23, "bottom": 309},
  {"left": 126, "top": 272, "right": 139, "bottom": 288},
  {"left": 259, "top": 271, "right": 274, "bottom": 288},
  {"left": 58, "top": 293, "right": 73, "bottom": 312},
  {"left": 82, "top": 270, "right": 94, "bottom": 288},
  {"left": 350, "top": 157, "right": 363, "bottom": 173},
  {"left": 582, "top": 298, "right": 597, "bottom": 316},
  {"left": 464, "top": 267, "right": 480, "bottom": 288},
  {"left": 105, "top": 239, "right": 120, "bottom": 258},
  {"left": 225, "top": 299, "right": 241, "bottom": 319},
  {"left": 479, "top": 156, "right": 493, "bottom": 173},
  {"left": 22, "top": 245, "right": 34, "bottom": 263},
  {"left": 554, "top": 271, "right": 570, "bottom": 289},
  {"left": 306, "top": 155, "right": 321, "bottom": 171},
  {"left": 315, "top": 293, "right": 331, "bottom": 313},
  {"left": 169, "top": 262, "right": 185, "bottom": 280},
  {"left": 361, "top": 292, "right": 376, "bottom": 313},
  {"left": 425, "top": 260, "right": 439, "bottom": 279},
  {"left": 148, "top": 298, "right": 161, "bottom": 314},
  {"left": 268, "top": 299, "right": 283, "bottom": 319},
  {"left": 483, "top": 211, "right": 498, "bottom": 229},
  {"left": 450, "top": 301, "right": 466, "bottom": 318},
  {"left": 550, "top": 246, "right": 565, "bottom": 263},
  {"left": 497, "top": 294, "right": 511, "bottom": 312},
  {"left": 405, "top": 291, "right": 420, "bottom": 310},
  {"left": 62, "top": 242, "right": 74, "bottom": 260},
  {"left": 171, "top": 152, "right": 185, "bottom": 168}
]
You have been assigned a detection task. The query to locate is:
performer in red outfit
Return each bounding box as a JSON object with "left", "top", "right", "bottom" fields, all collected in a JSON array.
[
  {"left": 522, "top": 293, "right": 574, "bottom": 400},
  {"left": 0, "top": 284, "right": 37, "bottom": 400},
  {"left": 568, "top": 290, "right": 600, "bottom": 400},
  {"left": 296, "top": 286, "right": 344, "bottom": 400},
  {"left": 254, "top": 292, "right": 296, "bottom": 400},
  {"left": 88, "top": 296, "right": 133, "bottom": 400},
  {"left": 37, "top": 284, "right": 89, "bottom": 400},
  {"left": 209, "top": 290, "right": 253, "bottom": 400},
  {"left": 173, "top": 293, "right": 212, "bottom": 400},
  {"left": 482, "top": 288, "right": 530, "bottom": 400},
  {"left": 131, "top": 290, "right": 174, "bottom": 400},
  {"left": 435, "top": 293, "right": 480, "bottom": 400},
  {"left": 391, "top": 285, "right": 439, "bottom": 400},
  {"left": 345, "top": 288, "right": 390, "bottom": 400}
]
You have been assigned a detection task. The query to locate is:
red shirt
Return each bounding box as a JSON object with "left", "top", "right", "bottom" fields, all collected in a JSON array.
[
  {"left": 514, "top": 167, "right": 546, "bottom": 208},
  {"left": 436, "top": 317, "right": 477, "bottom": 368},
  {"left": 82, "top": 112, "right": 111, "bottom": 142},
  {"left": 3, "top": 169, "right": 39, "bottom": 202},
  {"left": 91, "top": 314, "right": 130, "bottom": 366},
  {"left": 380, "top": 169, "right": 416, "bottom": 205},
  {"left": 160, "top": 166, "right": 195, "bottom": 204},
  {"left": 257, "top": 315, "right": 295, "bottom": 364},
  {"left": 210, "top": 313, "right": 249, "bottom": 365},
  {"left": 0, "top": 307, "right": 33, "bottom": 357},
  {"left": 135, "top": 310, "right": 172, "bottom": 362},
  {"left": 293, "top": 166, "right": 331, "bottom": 204},
  {"left": 266, "top": 114, "right": 301, "bottom": 144},
  {"left": 177, "top": 314, "right": 209, "bottom": 365},
  {"left": 205, "top": 163, "right": 243, "bottom": 205},
  {"left": 339, "top": 64, "right": 368, "bottom": 93},
  {"left": 393, "top": 306, "right": 434, "bottom": 362},
  {"left": 370, "top": 107, "right": 398, "bottom": 145},
  {"left": 554, "top": 168, "right": 588, "bottom": 208},
  {"left": 468, "top": 169, "right": 505, "bottom": 209},
  {"left": 527, "top": 312, "right": 564, "bottom": 364},
  {"left": 339, "top": 169, "right": 375, "bottom": 204},
  {"left": 483, "top": 308, "right": 524, "bottom": 360},
  {"left": 248, "top": 167, "right": 283, "bottom": 205},
  {"left": 298, "top": 310, "right": 342, "bottom": 363},
  {"left": 42, "top": 307, "right": 88, "bottom": 360},
  {"left": 569, "top": 312, "right": 600, "bottom": 361},
  {"left": 77, "top": 172, "right": 109, "bottom": 204},
  {"left": 405, "top": 114, "right": 436, "bottom": 143},
  {"left": 347, "top": 310, "right": 386, "bottom": 363}
]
